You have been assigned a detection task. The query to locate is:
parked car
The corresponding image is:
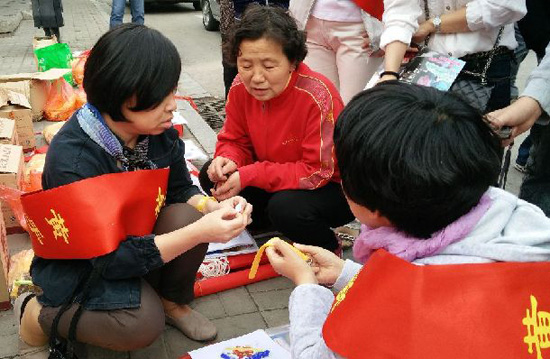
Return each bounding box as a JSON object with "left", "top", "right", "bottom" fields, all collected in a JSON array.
[
  {"left": 144, "top": 0, "right": 201, "bottom": 10},
  {"left": 200, "top": 0, "right": 220, "bottom": 31}
]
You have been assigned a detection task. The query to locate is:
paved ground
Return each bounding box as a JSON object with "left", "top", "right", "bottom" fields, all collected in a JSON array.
[{"left": 0, "top": 0, "right": 539, "bottom": 358}]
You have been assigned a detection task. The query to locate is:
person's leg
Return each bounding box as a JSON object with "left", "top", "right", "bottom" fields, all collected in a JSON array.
[
  {"left": 303, "top": 17, "right": 340, "bottom": 91},
  {"left": 145, "top": 203, "right": 207, "bottom": 304},
  {"left": 267, "top": 182, "right": 354, "bottom": 250},
  {"left": 110, "top": 0, "right": 126, "bottom": 29},
  {"left": 331, "top": 21, "right": 382, "bottom": 104},
  {"left": 129, "top": 0, "right": 145, "bottom": 25},
  {"left": 239, "top": 186, "right": 274, "bottom": 233},
  {"left": 516, "top": 133, "right": 533, "bottom": 168},
  {"left": 520, "top": 123, "right": 550, "bottom": 216},
  {"left": 485, "top": 51, "right": 513, "bottom": 113},
  {"left": 37, "top": 281, "right": 165, "bottom": 351},
  {"left": 51, "top": 27, "right": 60, "bottom": 42},
  {"left": 510, "top": 23, "right": 529, "bottom": 100},
  {"left": 144, "top": 203, "right": 217, "bottom": 340},
  {"left": 19, "top": 296, "right": 48, "bottom": 347}
]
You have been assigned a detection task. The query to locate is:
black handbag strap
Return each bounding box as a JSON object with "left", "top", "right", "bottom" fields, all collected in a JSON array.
[{"left": 49, "top": 256, "right": 110, "bottom": 357}]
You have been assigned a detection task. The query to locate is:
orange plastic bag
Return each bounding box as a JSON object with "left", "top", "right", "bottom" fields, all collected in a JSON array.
[
  {"left": 71, "top": 50, "right": 90, "bottom": 85},
  {"left": 43, "top": 78, "right": 86, "bottom": 121},
  {"left": 0, "top": 185, "right": 28, "bottom": 231},
  {"left": 22, "top": 154, "right": 46, "bottom": 193}
]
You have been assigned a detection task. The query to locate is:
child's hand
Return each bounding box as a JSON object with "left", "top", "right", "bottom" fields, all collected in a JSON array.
[
  {"left": 265, "top": 239, "right": 317, "bottom": 286},
  {"left": 293, "top": 243, "right": 345, "bottom": 287}
]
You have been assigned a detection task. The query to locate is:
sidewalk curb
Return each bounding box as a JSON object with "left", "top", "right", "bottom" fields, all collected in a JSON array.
[
  {"left": 178, "top": 72, "right": 218, "bottom": 157},
  {"left": 0, "top": 0, "right": 31, "bottom": 34},
  {"left": 0, "top": 12, "right": 22, "bottom": 35}
]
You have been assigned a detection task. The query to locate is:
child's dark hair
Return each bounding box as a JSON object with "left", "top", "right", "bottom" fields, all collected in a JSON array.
[
  {"left": 224, "top": 4, "right": 307, "bottom": 66},
  {"left": 334, "top": 82, "right": 501, "bottom": 238},
  {"left": 83, "top": 24, "right": 181, "bottom": 122}
]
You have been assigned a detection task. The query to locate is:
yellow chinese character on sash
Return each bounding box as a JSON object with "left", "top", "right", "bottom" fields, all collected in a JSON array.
[
  {"left": 45, "top": 209, "right": 69, "bottom": 244},
  {"left": 25, "top": 215, "right": 44, "bottom": 245},
  {"left": 331, "top": 273, "right": 358, "bottom": 313},
  {"left": 523, "top": 295, "right": 550, "bottom": 359},
  {"left": 155, "top": 187, "right": 166, "bottom": 217}
]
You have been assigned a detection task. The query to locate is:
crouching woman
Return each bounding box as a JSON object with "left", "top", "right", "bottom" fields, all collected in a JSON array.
[{"left": 16, "top": 24, "right": 252, "bottom": 352}]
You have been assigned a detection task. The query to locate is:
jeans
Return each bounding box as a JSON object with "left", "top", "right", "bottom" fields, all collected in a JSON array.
[
  {"left": 510, "top": 23, "right": 529, "bottom": 99},
  {"left": 516, "top": 134, "right": 533, "bottom": 166},
  {"left": 110, "top": 0, "right": 144, "bottom": 29}
]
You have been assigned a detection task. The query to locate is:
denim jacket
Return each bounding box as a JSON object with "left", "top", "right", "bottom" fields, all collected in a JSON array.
[{"left": 31, "top": 113, "right": 201, "bottom": 310}]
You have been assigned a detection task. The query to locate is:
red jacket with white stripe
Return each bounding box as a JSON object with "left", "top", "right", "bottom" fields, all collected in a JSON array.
[{"left": 215, "top": 63, "right": 344, "bottom": 192}]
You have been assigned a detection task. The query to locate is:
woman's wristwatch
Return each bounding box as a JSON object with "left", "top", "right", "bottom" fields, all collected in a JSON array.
[{"left": 432, "top": 16, "right": 442, "bottom": 33}]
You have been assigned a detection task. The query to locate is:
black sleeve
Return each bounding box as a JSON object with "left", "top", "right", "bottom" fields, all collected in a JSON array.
[{"left": 91, "top": 235, "right": 164, "bottom": 280}]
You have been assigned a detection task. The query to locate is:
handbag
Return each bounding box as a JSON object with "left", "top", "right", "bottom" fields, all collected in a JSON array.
[
  {"left": 422, "top": 0, "right": 503, "bottom": 113},
  {"left": 448, "top": 27, "right": 504, "bottom": 113},
  {"left": 449, "top": 77, "right": 494, "bottom": 113}
]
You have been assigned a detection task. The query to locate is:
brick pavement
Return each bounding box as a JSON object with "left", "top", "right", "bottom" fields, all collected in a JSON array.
[{"left": 0, "top": 1, "right": 301, "bottom": 358}]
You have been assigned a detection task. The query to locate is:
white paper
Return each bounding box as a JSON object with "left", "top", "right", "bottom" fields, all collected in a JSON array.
[
  {"left": 183, "top": 139, "right": 209, "bottom": 161},
  {"left": 206, "top": 230, "right": 258, "bottom": 258},
  {"left": 189, "top": 329, "right": 291, "bottom": 359},
  {"left": 172, "top": 110, "right": 188, "bottom": 125}
]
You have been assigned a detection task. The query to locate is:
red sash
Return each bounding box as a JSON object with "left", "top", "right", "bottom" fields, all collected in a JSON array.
[
  {"left": 323, "top": 250, "right": 550, "bottom": 359},
  {"left": 352, "top": 0, "right": 384, "bottom": 21},
  {"left": 21, "top": 169, "right": 169, "bottom": 259}
]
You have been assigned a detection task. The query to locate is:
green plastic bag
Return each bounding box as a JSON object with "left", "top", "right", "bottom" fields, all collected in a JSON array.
[{"left": 34, "top": 43, "right": 74, "bottom": 85}]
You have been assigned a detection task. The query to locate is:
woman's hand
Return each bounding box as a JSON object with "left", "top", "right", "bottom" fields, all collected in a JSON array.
[
  {"left": 265, "top": 239, "right": 317, "bottom": 286},
  {"left": 193, "top": 206, "right": 248, "bottom": 243},
  {"left": 207, "top": 156, "right": 237, "bottom": 183},
  {"left": 293, "top": 243, "right": 345, "bottom": 286},
  {"left": 218, "top": 196, "right": 253, "bottom": 226},
  {"left": 488, "top": 97, "right": 543, "bottom": 146},
  {"left": 412, "top": 19, "right": 435, "bottom": 44},
  {"left": 212, "top": 172, "right": 241, "bottom": 201}
]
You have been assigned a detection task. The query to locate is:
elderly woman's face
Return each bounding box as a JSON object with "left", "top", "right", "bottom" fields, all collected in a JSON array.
[{"left": 237, "top": 37, "right": 295, "bottom": 101}]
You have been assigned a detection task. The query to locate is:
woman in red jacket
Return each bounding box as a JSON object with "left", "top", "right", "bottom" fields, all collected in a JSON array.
[{"left": 199, "top": 5, "right": 354, "bottom": 251}]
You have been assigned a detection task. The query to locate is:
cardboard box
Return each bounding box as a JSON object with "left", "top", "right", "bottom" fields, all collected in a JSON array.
[
  {"left": 0, "top": 68, "right": 71, "bottom": 121},
  {"left": 0, "top": 144, "right": 24, "bottom": 233},
  {"left": 33, "top": 35, "right": 58, "bottom": 53},
  {"left": 0, "top": 209, "right": 10, "bottom": 311},
  {"left": 0, "top": 118, "right": 17, "bottom": 145},
  {"left": 0, "top": 88, "right": 34, "bottom": 151}
]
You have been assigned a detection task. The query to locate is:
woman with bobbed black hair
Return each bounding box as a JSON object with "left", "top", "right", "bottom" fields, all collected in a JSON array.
[
  {"left": 15, "top": 24, "right": 252, "bottom": 351},
  {"left": 200, "top": 5, "right": 355, "bottom": 253}
]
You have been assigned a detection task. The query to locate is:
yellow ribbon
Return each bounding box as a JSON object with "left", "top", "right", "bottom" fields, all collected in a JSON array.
[{"left": 248, "top": 237, "right": 310, "bottom": 279}]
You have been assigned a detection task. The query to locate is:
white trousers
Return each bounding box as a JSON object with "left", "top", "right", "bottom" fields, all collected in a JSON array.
[{"left": 304, "top": 16, "right": 382, "bottom": 104}]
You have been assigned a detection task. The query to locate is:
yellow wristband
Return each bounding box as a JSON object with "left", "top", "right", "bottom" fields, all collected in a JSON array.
[{"left": 195, "top": 196, "right": 216, "bottom": 213}]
